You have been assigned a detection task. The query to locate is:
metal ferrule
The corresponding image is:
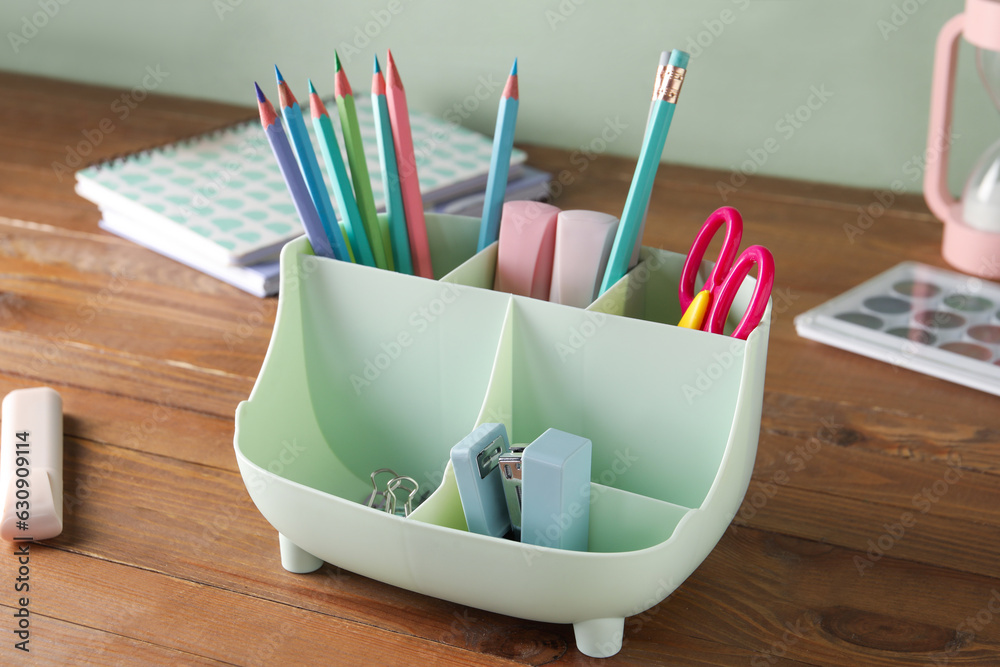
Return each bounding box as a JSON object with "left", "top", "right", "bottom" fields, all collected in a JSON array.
[{"left": 654, "top": 65, "right": 686, "bottom": 104}]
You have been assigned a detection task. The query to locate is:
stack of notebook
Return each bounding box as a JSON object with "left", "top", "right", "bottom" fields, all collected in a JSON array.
[{"left": 76, "top": 97, "right": 550, "bottom": 295}]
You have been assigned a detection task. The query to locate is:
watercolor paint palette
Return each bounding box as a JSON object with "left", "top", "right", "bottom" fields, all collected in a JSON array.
[{"left": 795, "top": 261, "right": 1000, "bottom": 396}]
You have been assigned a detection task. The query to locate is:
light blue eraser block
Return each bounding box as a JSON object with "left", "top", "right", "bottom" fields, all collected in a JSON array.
[
  {"left": 450, "top": 423, "right": 511, "bottom": 538},
  {"left": 521, "top": 428, "right": 592, "bottom": 551}
]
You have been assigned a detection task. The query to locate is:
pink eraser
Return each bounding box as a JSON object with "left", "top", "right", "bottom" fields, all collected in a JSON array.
[
  {"left": 549, "top": 210, "right": 620, "bottom": 307},
  {"left": 493, "top": 201, "right": 561, "bottom": 300},
  {"left": 1, "top": 387, "right": 63, "bottom": 542}
]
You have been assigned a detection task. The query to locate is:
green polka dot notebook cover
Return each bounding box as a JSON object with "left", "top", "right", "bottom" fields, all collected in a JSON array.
[{"left": 75, "top": 97, "right": 527, "bottom": 266}]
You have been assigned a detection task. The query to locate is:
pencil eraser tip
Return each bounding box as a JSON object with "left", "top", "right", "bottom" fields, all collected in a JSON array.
[{"left": 669, "top": 49, "right": 690, "bottom": 68}]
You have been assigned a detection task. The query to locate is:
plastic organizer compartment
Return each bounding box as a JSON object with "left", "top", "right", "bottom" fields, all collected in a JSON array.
[{"left": 234, "top": 213, "right": 771, "bottom": 658}]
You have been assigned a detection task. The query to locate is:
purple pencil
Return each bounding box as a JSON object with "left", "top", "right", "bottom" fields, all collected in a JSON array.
[{"left": 255, "top": 82, "right": 334, "bottom": 259}]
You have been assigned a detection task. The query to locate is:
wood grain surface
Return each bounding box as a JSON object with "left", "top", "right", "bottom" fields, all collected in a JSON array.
[{"left": 0, "top": 70, "right": 998, "bottom": 666}]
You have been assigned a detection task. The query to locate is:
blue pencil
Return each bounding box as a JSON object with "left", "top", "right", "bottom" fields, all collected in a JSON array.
[
  {"left": 255, "top": 82, "right": 334, "bottom": 259},
  {"left": 477, "top": 59, "right": 520, "bottom": 252},
  {"left": 599, "top": 49, "right": 689, "bottom": 295},
  {"left": 274, "top": 67, "right": 352, "bottom": 262},
  {"left": 372, "top": 55, "right": 413, "bottom": 275}
]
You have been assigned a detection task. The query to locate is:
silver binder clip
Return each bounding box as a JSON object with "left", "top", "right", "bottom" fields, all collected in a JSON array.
[
  {"left": 365, "top": 468, "right": 400, "bottom": 512},
  {"left": 386, "top": 475, "right": 420, "bottom": 517},
  {"left": 365, "top": 468, "right": 425, "bottom": 517}
]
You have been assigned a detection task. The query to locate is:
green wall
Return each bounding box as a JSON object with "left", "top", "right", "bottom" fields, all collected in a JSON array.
[{"left": 2, "top": 0, "right": 994, "bottom": 194}]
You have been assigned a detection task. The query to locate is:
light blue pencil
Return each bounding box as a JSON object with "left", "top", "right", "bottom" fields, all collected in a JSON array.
[
  {"left": 599, "top": 49, "right": 689, "bottom": 295},
  {"left": 477, "top": 59, "right": 520, "bottom": 252},
  {"left": 274, "top": 66, "right": 351, "bottom": 262},
  {"left": 372, "top": 55, "right": 412, "bottom": 275}
]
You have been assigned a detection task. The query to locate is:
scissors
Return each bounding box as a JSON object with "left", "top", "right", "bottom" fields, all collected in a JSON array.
[{"left": 677, "top": 206, "right": 775, "bottom": 340}]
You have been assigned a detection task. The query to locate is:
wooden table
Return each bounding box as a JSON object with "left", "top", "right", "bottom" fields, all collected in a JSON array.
[{"left": 1, "top": 71, "right": 998, "bottom": 666}]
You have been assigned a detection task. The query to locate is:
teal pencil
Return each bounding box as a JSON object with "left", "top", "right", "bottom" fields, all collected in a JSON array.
[
  {"left": 372, "top": 56, "right": 412, "bottom": 275},
  {"left": 274, "top": 66, "right": 351, "bottom": 262},
  {"left": 599, "top": 49, "right": 689, "bottom": 295},
  {"left": 335, "top": 52, "right": 390, "bottom": 270},
  {"left": 630, "top": 50, "right": 672, "bottom": 268},
  {"left": 308, "top": 80, "right": 376, "bottom": 267},
  {"left": 477, "top": 58, "right": 519, "bottom": 252}
]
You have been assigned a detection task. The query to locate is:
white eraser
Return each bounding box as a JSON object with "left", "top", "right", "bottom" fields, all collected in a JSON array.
[
  {"left": 1, "top": 387, "right": 63, "bottom": 542},
  {"left": 549, "top": 210, "right": 620, "bottom": 308}
]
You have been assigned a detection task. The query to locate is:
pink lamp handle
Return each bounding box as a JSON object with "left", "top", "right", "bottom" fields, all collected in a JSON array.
[{"left": 924, "top": 12, "right": 965, "bottom": 224}]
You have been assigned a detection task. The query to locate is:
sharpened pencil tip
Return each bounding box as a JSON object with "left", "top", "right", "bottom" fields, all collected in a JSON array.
[
  {"left": 334, "top": 57, "right": 352, "bottom": 98},
  {"left": 308, "top": 79, "right": 317, "bottom": 95},
  {"left": 373, "top": 55, "right": 381, "bottom": 74},
  {"left": 308, "top": 86, "right": 326, "bottom": 118},
  {"left": 384, "top": 50, "right": 403, "bottom": 90},
  {"left": 256, "top": 83, "right": 277, "bottom": 127},
  {"left": 502, "top": 64, "right": 519, "bottom": 100},
  {"left": 334, "top": 51, "right": 342, "bottom": 72},
  {"left": 274, "top": 64, "right": 284, "bottom": 83}
]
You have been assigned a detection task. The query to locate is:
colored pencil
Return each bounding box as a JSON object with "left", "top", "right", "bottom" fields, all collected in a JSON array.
[
  {"left": 372, "top": 55, "right": 412, "bottom": 275},
  {"left": 599, "top": 49, "right": 689, "bottom": 295},
  {"left": 384, "top": 50, "right": 434, "bottom": 279},
  {"left": 274, "top": 66, "right": 352, "bottom": 262},
  {"left": 477, "top": 58, "right": 520, "bottom": 252},
  {"left": 308, "top": 80, "right": 376, "bottom": 267},
  {"left": 335, "top": 52, "right": 390, "bottom": 270},
  {"left": 254, "top": 82, "right": 334, "bottom": 259}
]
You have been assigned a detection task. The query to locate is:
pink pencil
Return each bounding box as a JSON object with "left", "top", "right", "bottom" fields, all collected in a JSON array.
[{"left": 384, "top": 50, "right": 433, "bottom": 279}]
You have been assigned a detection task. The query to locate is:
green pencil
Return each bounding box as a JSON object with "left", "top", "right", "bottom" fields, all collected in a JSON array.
[{"left": 335, "top": 52, "right": 390, "bottom": 270}]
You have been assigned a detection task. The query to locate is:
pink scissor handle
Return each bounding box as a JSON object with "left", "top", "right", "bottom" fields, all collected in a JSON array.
[
  {"left": 705, "top": 245, "right": 775, "bottom": 340},
  {"left": 678, "top": 206, "right": 743, "bottom": 311}
]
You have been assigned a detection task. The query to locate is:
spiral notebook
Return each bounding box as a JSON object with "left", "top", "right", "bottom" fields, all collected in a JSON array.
[{"left": 75, "top": 96, "right": 530, "bottom": 267}]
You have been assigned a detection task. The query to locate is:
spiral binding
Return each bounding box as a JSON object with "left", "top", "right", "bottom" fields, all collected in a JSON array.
[
  {"left": 80, "top": 111, "right": 261, "bottom": 172},
  {"left": 81, "top": 92, "right": 352, "bottom": 173}
]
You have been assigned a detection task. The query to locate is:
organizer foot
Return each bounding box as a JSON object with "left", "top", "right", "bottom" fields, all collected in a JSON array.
[
  {"left": 573, "top": 617, "right": 625, "bottom": 658},
  {"left": 278, "top": 533, "right": 323, "bottom": 573}
]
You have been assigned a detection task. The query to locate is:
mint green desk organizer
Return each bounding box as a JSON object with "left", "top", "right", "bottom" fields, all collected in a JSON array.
[{"left": 234, "top": 213, "right": 771, "bottom": 658}]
